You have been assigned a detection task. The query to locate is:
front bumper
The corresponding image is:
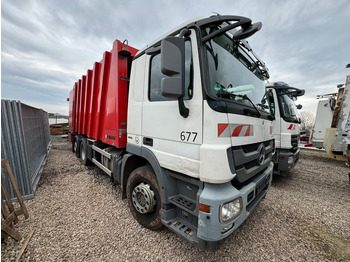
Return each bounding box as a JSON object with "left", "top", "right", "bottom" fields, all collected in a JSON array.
[
  {"left": 197, "top": 162, "right": 273, "bottom": 242},
  {"left": 273, "top": 148, "right": 300, "bottom": 174}
]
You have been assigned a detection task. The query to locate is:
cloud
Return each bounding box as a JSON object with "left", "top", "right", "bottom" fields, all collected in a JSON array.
[
  {"left": 246, "top": 1, "right": 350, "bottom": 116},
  {"left": 1, "top": 0, "right": 350, "bottom": 116}
]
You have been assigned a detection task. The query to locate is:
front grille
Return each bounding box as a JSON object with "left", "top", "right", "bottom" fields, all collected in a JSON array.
[
  {"left": 291, "top": 135, "right": 299, "bottom": 153},
  {"left": 229, "top": 139, "right": 274, "bottom": 188},
  {"left": 246, "top": 173, "right": 271, "bottom": 212}
]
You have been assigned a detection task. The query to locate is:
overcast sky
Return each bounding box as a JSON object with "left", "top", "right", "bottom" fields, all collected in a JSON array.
[{"left": 2, "top": 0, "right": 350, "bottom": 116}]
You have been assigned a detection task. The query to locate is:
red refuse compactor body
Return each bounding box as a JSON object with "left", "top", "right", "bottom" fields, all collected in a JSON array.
[{"left": 68, "top": 40, "right": 138, "bottom": 148}]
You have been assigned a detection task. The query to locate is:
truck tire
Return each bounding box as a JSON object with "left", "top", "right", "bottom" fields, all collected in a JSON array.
[
  {"left": 126, "top": 166, "right": 162, "bottom": 230},
  {"left": 79, "top": 140, "right": 91, "bottom": 166},
  {"left": 72, "top": 137, "right": 77, "bottom": 153},
  {"left": 75, "top": 138, "right": 80, "bottom": 158}
]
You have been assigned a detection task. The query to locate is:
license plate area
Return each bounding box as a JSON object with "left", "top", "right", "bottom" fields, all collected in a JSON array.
[{"left": 255, "top": 174, "right": 270, "bottom": 197}]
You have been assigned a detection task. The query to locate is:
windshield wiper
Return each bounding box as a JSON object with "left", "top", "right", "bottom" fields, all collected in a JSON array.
[
  {"left": 238, "top": 94, "right": 261, "bottom": 117},
  {"left": 217, "top": 89, "right": 261, "bottom": 117},
  {"left": 237, "top": 93, "right": 275, "bottom": 119}
]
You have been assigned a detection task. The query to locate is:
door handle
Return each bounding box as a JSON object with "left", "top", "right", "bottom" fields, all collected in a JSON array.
[{"left": 143, "top": 137, "right": 153, "bottom": 147}]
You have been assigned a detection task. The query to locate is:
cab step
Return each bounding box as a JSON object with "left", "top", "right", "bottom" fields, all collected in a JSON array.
[
  {"left": 169, "top": 195, "right": 196, "bottom": 214},
  {"left": 162, "top": 217, "right": 199, "bottom": 244}
]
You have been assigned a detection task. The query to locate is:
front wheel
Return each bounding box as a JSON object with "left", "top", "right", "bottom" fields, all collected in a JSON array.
[{"left": 126, "top": 166, "right": 162, "bottom": 230}]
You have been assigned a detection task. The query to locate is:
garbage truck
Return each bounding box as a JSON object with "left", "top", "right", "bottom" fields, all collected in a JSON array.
[
  {"left": 323, "top": 75, "right": 350, "bottom": 162},
  {"left": 68, "top": 15, "right": 274, "bottom": 251},
  {"left": 266, "top": 82, "right": 304, "bottom": 174}
]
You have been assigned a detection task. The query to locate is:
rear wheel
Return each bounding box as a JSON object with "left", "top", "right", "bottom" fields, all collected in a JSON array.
[
  {"left": 79, "top": 140, "right": 90, "bottom": 166},
  {"left": 75, "top": 138, "right": 80, "bottom": 158},
  {"left": 72, "top": 137, "right": 76, "bottom": 153},
  {"left": 126, "top": 166, "right": 162, "bottom": 230}
]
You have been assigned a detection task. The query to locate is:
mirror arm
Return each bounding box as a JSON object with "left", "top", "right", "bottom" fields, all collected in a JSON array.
[
  {"left": 178, "top": 97, "right": 189, "bottom": 118},
  {"left": 178, "top": 28, "right": 190, "bottom": 118},
  {"left": 179, "top": 28, "right": 191, "bottom": 38}
]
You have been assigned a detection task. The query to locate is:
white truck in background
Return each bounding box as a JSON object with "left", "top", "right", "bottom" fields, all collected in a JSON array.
[
  {"left": 266, "top": 82, "right": 304, "bottom": 175},
  {"left": 324, "top": 75, "right": 350, "bottom": 162},
  {"left": 311, "top": 95, "right": 336, "bottom": 148}
]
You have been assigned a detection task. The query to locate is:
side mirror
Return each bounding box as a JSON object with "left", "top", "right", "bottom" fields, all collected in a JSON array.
[
  {"left": 232, "top": 22, "right": 262, "bottom": 40},
  {"left": 161, "top": 36, "right": 189, "bottom": 118},
  {"left": 161, "top": 36, "right": 185, "bottom": 98}
]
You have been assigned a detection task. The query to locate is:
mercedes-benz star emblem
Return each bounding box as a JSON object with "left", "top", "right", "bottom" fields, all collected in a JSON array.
[{"left": 258, "top": 143, "right": 266, "bottom": 166}]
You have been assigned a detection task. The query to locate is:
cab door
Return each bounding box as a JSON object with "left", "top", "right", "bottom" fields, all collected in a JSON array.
[
  {"left": 269, "top": 88, "right": 281, "bottom": 148},
  {"left": 141, "top": 36, "right": 202, "bottom": 178}
]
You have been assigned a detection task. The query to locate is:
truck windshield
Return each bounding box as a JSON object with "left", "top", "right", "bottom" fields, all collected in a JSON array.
[
  {"left": 204, "top": 33, "right": 269, "bottom": 115},
  {"left": 278, "top": 90, "right": 300, "bottom": 123}
]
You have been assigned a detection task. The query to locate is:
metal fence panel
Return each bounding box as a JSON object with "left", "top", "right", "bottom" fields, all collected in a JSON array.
[{"left": 1, "top": 100, "right": 51, "bottom": 200}]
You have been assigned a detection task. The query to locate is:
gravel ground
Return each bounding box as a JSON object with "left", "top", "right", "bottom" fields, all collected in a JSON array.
[{"left": 2, "top": 136, "right": 350, "bottom": 261}]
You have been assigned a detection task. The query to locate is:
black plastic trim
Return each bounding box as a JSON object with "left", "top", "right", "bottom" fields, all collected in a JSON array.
[
  {"left": 229, "top": 139, "right": 274, "bottom": 185},
  {"left": 207, "top": 96, "right": 273, "bottom": 120},
  {"left": 271, "top": 84, "right": 305, "bottom": 123},
  {"left": 134, "top": 15, "right": 257, "bottom": 60},
  {"left": 143, "top": 137, "right": 153, "bottom": 147}
]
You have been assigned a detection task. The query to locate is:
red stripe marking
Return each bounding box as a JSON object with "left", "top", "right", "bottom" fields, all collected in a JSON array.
[
  {"left": 287, "top": 124, "right": 293, "bottom": 130},
  {"left": 244, "top": 125, "right": 251, "bottom": 136},
  {"left": 218, "top": 123, "right": 229, "bottom": 137},
  {"left": 232, "top": 125, "right": 243, "bottom": 137}
]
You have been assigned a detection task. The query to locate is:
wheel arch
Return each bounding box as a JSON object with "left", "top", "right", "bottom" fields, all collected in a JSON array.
[{"left": 121, "top": 145, "right": 167, "bottom": 203}]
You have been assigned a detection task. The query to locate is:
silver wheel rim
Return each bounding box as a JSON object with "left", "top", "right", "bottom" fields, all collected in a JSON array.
[{"left": 132, "top": 182, "right": 156, "bottom": 214}]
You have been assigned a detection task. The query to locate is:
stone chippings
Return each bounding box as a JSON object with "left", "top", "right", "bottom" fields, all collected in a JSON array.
[{"left": 1, "top": 136, "right": 350, "bottom": 261}]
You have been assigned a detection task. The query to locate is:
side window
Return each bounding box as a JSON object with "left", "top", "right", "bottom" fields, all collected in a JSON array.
[{"left": 149, "top": 41, "right": 193, "bottom": 101}]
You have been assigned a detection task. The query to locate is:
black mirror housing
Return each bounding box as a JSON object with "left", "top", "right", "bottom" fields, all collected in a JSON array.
[
  {"left": 161, "top": 36, "right": 185, "bottom": 98},
  {"left": 161, "top": 77, "right": 182, "bottom": 98},
  {"left": 160, "top": 36, "right": 189, "bottom": 118}
]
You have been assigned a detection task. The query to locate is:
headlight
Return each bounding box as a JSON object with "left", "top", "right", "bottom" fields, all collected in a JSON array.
[
  {"left": 288, "top": 156, "right": 294, "bottom": 164},
  {"left": 220, "top": 197, "right": 242, "bottom": 223}
]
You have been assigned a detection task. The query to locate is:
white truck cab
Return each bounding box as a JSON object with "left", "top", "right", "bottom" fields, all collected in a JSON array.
[
  {"left": 71, "top": 15, "right": 275, "bottom": 251},
  {"left": 266, "top": 82, "right": 304, "bottom": 175},
  {"left": 126, "top": 16, "right": 274, "bottom": 250}
]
